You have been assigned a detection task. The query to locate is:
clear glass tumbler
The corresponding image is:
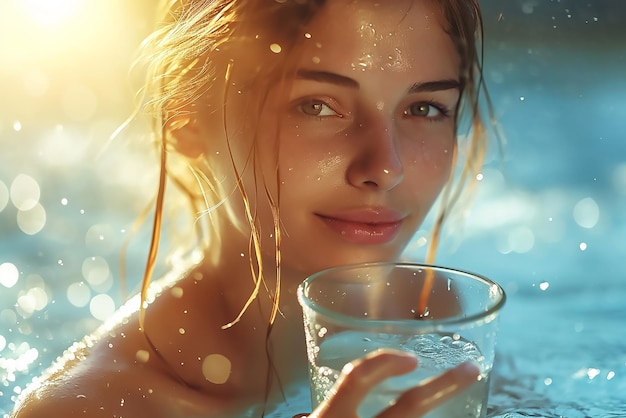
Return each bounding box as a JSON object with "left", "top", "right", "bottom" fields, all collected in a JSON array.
[{"left": 297, "top": 262, "right": 506, "bottom": 418}]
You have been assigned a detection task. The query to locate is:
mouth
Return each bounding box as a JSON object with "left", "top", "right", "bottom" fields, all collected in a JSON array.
[{"left": 316, "top": 209, "right": 405, "bottom": 245}]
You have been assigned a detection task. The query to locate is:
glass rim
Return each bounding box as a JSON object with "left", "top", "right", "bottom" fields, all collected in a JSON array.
[{"left": 297, "top": 261, "right": 507, "bottom": 332}]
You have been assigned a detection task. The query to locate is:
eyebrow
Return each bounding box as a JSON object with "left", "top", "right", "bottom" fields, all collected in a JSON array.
[
  {"left": 296, "top": 69, "right": 359, "bottom": 88},
  {"left": 408, "top": 79, "right": 461, "bottom": 93},
  {"left": 296, "top": 69, "right": 460, "bottom": 93}
]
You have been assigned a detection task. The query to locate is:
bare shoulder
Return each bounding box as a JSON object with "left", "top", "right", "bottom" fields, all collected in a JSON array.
[
  {"left": 10, "top": 334, "right": 159, "bottom": 417},
  {"left": 11, "top": 318, "right": 233, "bottom": 418},
  {"left": 11, "top": 278, "right": 231, "bottom": 417}
]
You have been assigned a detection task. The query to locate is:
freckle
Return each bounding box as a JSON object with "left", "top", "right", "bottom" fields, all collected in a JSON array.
[
  {"left": 202, "top": 353, "right": 232, "bottom": 384},
  {"left": 136, "top": 349, "right": 150, "bottom": 363},
  {"left": 171, "top": 287, "right": 184, "bottom": 298}
]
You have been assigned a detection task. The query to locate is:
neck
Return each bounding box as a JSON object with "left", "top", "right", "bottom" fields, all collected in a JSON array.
[{"left": 140, "top": 239, "right": 309, "bottom": 397}]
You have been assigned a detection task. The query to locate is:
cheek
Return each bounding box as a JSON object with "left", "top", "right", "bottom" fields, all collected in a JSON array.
[
  {"left": 279, "top": 152, "right": 341, "bottom": 189},
  {"left": 403, "top": 134, "right": 456, "bottom": 189}
]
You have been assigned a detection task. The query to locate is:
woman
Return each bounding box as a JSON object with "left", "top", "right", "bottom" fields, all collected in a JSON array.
[{"left": 12, "top": 0, "right": 489, "bottom": 416}]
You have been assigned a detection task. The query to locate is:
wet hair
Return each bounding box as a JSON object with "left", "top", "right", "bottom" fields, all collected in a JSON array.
[{"left": 133, "top": 0, "right": 489, "bottom": 328}]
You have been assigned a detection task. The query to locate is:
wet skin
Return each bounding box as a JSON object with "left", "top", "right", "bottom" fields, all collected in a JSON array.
[{"left": 10, "top": 1, "right": 479, "bottom": 417}]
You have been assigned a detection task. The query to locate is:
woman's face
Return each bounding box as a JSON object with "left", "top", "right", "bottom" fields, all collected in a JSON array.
[{"left": 236, "top": 0, "right": 460, "bottom": 276}]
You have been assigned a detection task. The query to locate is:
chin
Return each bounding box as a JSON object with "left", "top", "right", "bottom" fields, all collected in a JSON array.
[{"left": 283, "top": 247, "right": 405, "bottom": 279}]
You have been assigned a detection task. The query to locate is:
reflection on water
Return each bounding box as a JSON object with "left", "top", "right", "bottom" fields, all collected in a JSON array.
[{"left": 1, "top": 1, "right": 626, "bottom": 417}]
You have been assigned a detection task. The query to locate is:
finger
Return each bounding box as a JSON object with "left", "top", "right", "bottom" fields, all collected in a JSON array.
[
  {"left": 314, "top": 349, "right": 418, "bottom": 416},
  {"left": 376, "top": 362, "right": 481, "bottom": 418}
]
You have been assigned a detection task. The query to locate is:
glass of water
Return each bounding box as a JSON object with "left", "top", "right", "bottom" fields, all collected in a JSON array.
[{"left": 297, "top": 262, "right": 506, "bottom": 418}]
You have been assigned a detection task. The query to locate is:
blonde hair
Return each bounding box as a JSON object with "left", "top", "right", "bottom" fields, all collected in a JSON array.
[{"left": 133, "top": 0, "right": 491, "bottom": 326}]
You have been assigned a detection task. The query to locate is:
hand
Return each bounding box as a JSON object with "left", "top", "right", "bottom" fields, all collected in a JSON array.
[{"left": 304, "top": 349, "right": 480, "bottom": 418}]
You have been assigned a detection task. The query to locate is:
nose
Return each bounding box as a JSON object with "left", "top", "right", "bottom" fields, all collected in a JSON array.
[{"left": 346, "top": 116, "right": 404, "bottom": 191}]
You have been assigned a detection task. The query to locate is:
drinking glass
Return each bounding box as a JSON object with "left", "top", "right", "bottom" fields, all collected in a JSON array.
[{"left": 297, "top": 262, "right": 506, "bottom": 418}]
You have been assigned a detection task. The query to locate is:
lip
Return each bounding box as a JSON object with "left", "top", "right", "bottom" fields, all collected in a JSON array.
[{"left": 316, "top": 208, "right": 405, "bottom": 245}]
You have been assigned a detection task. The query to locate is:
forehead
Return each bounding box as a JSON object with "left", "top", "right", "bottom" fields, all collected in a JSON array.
[{"left": 295, "top": 0, "right": 458, "bottom": 79}]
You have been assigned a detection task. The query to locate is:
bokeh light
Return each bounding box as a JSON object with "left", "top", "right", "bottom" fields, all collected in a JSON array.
[
  {"left": 89, "top": 294, "right": 115, "bottom": 321},
  {"left": 81, "top": 256, "right": 110, "bottom": 288},
  {"left": 10, "top": 174, "right": 40, "bottom": 211},
  {"left": 16, "top": 202, "right": 47, "bottom": 235},
  {"left": 17, "top": 286, "right": 49, "bottom": 317},
  {"left": 0, "top": 263, "right": 20, "bottom": 289},
  {"left": 573, "top": 197, "right": 600, "bottom": 229},
  {"left": 67, "top": 282, "right": 91, "bottom": 308}
]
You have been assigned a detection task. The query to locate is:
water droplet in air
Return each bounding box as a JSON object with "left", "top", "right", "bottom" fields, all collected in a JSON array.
[
  {"left": 202, "top": 354, "right": 231, "bottom": 384},
  {"left": 136, "top": 350, "right": 150, "bottom": 363}
]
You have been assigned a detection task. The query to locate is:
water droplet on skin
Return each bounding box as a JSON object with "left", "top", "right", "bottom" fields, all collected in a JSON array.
[{"left": 178, "top": 328, "right": 186, "bottom": 335}]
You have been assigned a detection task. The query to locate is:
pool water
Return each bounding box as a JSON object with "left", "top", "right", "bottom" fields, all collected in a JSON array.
[{"left": 1, "top": 1, "right": 626, "bottom": 417}]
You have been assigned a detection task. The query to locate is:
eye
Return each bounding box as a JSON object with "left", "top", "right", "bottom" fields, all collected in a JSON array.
[
  {"left": 299, "top": 99, "right": 339, "bottom": 117},
  {"left": 403, "top": 102, "right": 447, "bottom": 118}
]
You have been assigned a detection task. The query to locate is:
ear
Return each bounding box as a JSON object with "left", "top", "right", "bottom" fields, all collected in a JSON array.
[{"left": 166, "top": 113, "right": 206, "bottom": 159}]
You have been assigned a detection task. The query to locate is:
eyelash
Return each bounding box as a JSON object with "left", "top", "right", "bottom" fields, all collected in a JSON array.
[
  {"left": 403, "top": 101, "right": 451, "bottom": 121},
  {"left": 293, "top": 98, "right": 452, "bottom": 121},
  {"left": 296, "top": 98, "right": 341, "bottom": 118}
]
